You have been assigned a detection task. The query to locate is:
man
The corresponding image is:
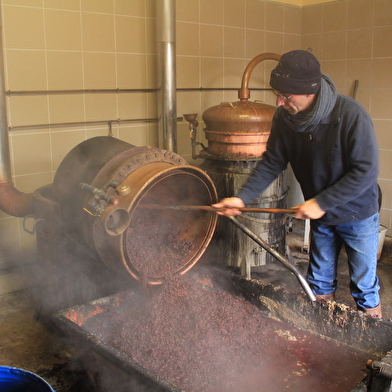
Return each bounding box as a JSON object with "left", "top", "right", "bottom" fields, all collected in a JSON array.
[{"left": 213, "top": 49, "right": 381, "bottom": 318}]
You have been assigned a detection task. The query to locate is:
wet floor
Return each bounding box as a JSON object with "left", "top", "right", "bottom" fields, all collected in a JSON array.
[
  {"left": 0, "top": 219, "right": 391, "bottom": 391},
  {"left": 0, "top": 289, "right": 92, "bottom": 391},
  {"left": 252, "top": 218, "right": 392, "bottom": 320}
]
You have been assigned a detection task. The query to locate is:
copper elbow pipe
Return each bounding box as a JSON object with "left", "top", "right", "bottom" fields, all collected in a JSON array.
[
  {"left": 238, "top": 52, "right": 281, "bottom": 101},
  {"left": 0, "top": 181, "right": 33, "bottom": 217}
]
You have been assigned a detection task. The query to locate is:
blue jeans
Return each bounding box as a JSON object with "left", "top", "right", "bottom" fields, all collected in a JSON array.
[{"left": 307, "top": 213, "right": 380, "bottom": 309}]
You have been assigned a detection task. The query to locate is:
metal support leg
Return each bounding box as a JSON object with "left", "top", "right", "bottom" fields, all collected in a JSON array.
[
  {"left": 301, "top": 219, "right": 310, "bottom": 254},
  {"left": 240, "top": 256, "right": 251, "bottom": 279}
]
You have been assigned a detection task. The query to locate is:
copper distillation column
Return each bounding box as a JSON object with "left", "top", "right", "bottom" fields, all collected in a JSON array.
[{"left": 185, "top": 53, "right": 287, "bottom": 275}]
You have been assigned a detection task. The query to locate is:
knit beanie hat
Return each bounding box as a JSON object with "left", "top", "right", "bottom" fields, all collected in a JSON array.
[{"left": 270, "top": 50, "right": 322, "bottom": 94}]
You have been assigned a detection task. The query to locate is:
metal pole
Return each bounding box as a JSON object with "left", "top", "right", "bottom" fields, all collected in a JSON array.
[
  {"left": 0, "top": 6, "right": 12, "bottom": 182},
  {"left": 0, "top": 5, "right": 32, "bottom": 217},
  {"left": 228, "top": 216, "right": 316, "bottom": 302},
  {"left": 156, "top": 0, "right": 177, "bottom": 152}
]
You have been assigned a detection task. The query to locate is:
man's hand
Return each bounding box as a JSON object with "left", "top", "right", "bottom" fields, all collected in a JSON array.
[
  {"left": 212, "top": 197, "right": 245, "bottom": 216},
  {"left": 295, "top": 198, "right": 326, "bottom": 220}
]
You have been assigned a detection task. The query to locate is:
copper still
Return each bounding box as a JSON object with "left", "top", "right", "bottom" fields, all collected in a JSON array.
[
  {"left": 201, "top": 99, "right": 275, "bottom": 159},
  {"left": 200, "top": 52, "right": 280, "bottom": 160},
  {"left": 187, "top": 53, "right": 287, "bottom": 271}
]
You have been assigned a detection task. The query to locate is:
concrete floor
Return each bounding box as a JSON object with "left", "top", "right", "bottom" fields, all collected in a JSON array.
[
  {"left": 0, "top": 290, "right": 92, "bottom": 391},
  {"left": 0, "top": 219, "right": 391, "bottom": 391}
]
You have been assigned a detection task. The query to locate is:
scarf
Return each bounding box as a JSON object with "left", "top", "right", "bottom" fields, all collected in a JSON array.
[{"left": 280, "top": 74, "right": 337, "bottom": 133}]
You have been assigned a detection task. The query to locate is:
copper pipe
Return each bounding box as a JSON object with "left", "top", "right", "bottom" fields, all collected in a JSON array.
[
  {"left": 0, "top": 181, "right": 32, "bottom": 217},
  {"left": 238, "top": 52, "right": 281, "bottom": 101}
]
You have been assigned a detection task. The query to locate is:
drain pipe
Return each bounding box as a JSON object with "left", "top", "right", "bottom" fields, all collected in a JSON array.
[
  {"left": 156, "top": 0, "right": 177, "bottom": 152},
  {"left": 0, "top": 8, "right": 32, "bottom": 217}
]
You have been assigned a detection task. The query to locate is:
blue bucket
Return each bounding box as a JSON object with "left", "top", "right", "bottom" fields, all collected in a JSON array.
[{"left": 0, "top": 366, "right": 55, "bottom": 392}]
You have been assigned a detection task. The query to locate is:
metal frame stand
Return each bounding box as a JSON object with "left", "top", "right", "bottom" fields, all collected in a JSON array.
[{"left": 287, "top": 217, "right": 311, "bottom": 254}]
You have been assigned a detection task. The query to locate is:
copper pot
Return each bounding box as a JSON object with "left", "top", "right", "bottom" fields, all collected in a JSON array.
[
  {"left": 202, "top": 99, "right": 276, "bottom": 159},
  {"left": 201, "top": 53, "right": 280, "bottom": 160},
  {"left": 49, "top": 136, "right": 218, "bottom": 285}
]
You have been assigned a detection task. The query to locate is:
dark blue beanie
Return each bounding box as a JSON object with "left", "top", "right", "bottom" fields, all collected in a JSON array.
[{"left": 270, "top": 50, "right": 322, "bottom": 95}]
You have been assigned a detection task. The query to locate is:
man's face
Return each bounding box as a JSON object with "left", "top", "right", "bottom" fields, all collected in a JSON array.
[{"left": 274, "top": 90, "right": 317, "bottom": 115}]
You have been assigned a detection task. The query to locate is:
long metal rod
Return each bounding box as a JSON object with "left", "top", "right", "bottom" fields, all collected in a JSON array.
[
  {"left": 139, "top": 204, "right": 299, "bottom": 214},
  {"left": 8, "top": 117, "right": 184, "bottom": 132},
  {"left": 6, "top": 88, "right": 157, "bottom": 95},
  {"left": 6, "top": 87, "right": 273, "bottom": 96},
  {"left": 228, "top": 216, "right": 316, "bottom": 302}
]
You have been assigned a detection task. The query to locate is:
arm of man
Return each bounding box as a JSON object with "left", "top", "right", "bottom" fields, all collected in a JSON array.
[{"left": 212, "top": 121, "right": 289, "bottom": 216}]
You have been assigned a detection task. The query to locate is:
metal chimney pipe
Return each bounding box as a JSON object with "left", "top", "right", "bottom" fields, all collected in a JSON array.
[
  {"left": 156, "top": 0, "right": 177, "bottom": 152},
  {"left": 0, "top": 7, "right": 32, "bottom": 217},
  {"left": 0, "top": 11, "right": 11, "bottom": 184}
]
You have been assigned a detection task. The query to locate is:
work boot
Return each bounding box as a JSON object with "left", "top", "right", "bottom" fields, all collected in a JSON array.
[
  {"left": 315, "top": 292, "right": 335, "bottom": 302},
  {"left": 357, "top": 304, "right": 382, "bottom": 319}
]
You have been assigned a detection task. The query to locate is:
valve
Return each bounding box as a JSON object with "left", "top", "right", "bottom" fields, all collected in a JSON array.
[
  {"left": 79, "top": 182, "right": 130, "bottom": 235},
  {"left": 79, "top": 182, "right": 120, "bottom": 206},
  {"left": 80, "top": 182, "right": 119, "bottom": 217},
  {"left": 183, "top": 113, "right": 206, "bottom": 160}
]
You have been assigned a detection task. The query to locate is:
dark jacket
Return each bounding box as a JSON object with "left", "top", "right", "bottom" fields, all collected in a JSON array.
[{"left": 236, "top": 94, "right": 379, "bottom": 225}]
